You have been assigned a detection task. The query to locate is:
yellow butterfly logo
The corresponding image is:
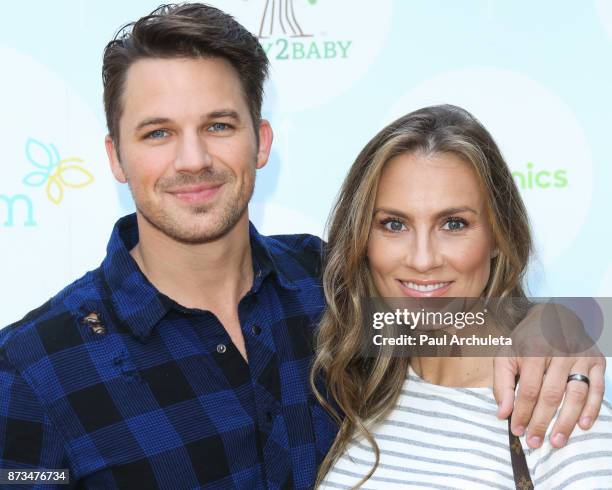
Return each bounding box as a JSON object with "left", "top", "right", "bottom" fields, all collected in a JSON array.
[{"left": 22, "top": 138, "right": 94, "bottom": 204}]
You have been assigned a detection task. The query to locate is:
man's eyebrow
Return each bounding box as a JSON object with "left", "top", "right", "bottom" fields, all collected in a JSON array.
[
  {"left": 135, "top": 117, "right": 171, "bottom": 132},
  {"left": 134, "top": 110, "right": 242, "bottom": 133},
  {"left": 207, "top": 109, "right": 241, "bottom": 121},
  {"left": 373, "top": 206, "right": 479, "bottom": 219}
]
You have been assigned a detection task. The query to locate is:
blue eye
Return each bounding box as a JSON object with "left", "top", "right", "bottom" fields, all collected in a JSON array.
[
  {"left": 208, "top": 122, "right": 231, "bottom": 132},
  {"left": 145, "top": 129, "right": 169, "bottom": 139},
  {"left": 381, "top": 219, "right": 406, "bottom": 232},
  {"left": 442, "top": 217, "right": 467, "bottom": 231}
]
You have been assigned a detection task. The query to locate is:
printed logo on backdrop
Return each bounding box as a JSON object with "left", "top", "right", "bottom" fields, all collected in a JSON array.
[
  {"left": 257, "top": 0, "right": 317, "bottom": 38},
  {"left": 385, "top": 68, "right": 593, "bottom": 268},
  {"left": 213, "top": 0, "right": 394, "bottom": 111},
  {"left": 0, "top": 46, "right": 120, "bottom": 327},
  {"left": 256, "top": 0, "right": 351, "bottom": 61},
  {"left": 22, "top": 138, "right": 94, "bottom": 206},
  {"left": 511, "top": 162, "right": 567, "bottom": 191},
  {"left": 1, "top": 138, "right": 94, "bottom": 228}
]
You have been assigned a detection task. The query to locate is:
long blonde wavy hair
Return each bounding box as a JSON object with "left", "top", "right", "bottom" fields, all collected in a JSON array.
[{"left": 310, "top": 105, "right": 533, "bottom": 487}]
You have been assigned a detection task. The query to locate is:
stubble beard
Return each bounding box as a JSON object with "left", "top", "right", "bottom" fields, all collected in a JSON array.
[{"left": 130, "top": 165, "right": 256, "bottom": 245}]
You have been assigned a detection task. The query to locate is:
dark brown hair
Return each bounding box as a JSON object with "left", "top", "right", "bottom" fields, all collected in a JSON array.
[{"left": 102, "top": 3, "right": 269, "bottom": 145}]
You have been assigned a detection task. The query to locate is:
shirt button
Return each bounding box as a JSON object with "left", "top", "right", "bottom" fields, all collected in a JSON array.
[
  {"left": 216, "top": 344, "right": 227, "bottom": 354},
  {"left": 251, "top": 325, "right": 262, "bottom": 335}
]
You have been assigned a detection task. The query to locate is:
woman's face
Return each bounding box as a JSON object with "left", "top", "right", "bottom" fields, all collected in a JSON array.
[{"left": 367, "top": 151, "right": 495, "bottom": 298}]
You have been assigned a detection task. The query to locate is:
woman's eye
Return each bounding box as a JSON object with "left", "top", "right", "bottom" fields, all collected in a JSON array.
[
  {"left": 145, "top": 129, "right": 169, "bottom": 140},
  {"left": 382, "top": 219, "right": 406, "bottom": 232},
  {"left": 442, "top": 217, "right": 467, "bottom": 231}
]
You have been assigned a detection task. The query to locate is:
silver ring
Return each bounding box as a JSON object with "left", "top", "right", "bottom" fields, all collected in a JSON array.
[{"left": 567, "top": 373, "right": 590, "bottom": 387}]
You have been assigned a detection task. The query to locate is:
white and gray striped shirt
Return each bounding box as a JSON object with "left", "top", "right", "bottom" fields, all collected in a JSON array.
[{"left": 321, "top": 367, "right": 612, "bottom": 489}]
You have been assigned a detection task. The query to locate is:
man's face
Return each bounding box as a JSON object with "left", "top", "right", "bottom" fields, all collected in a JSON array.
[{"left": 106, "top": 57, "right": 272, "bottom": 243}]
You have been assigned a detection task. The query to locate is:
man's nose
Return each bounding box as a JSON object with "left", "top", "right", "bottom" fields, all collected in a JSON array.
[{"left": 173, "top": 131, "right": 213, "bottom": 172}]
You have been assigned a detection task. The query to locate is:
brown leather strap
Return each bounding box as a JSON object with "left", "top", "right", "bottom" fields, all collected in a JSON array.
[{"left": 508, "top": 414, "right": 534, "bottom": 489}]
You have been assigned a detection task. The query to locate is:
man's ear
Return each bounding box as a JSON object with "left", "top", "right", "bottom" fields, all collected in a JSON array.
[
  {"left": 255, "top": 119, "right": 273, "bottom": 170},
  {"left": 105, "top": 135, "right": 127, "bottom": 183}
]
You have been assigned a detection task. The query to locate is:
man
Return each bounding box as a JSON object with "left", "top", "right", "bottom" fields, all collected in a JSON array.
[{"left": 0, "top": 4, "right": 605, "bottom": 489}]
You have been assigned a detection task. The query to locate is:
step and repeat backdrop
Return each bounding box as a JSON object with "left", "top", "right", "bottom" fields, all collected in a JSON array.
[{"left": 1, "top": 1, "right": 611, "bottom": 395}]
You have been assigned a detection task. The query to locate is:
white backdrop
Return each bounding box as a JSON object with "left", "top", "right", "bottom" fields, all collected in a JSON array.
[{"left": 1, "top": 1, "right": 611, "bottom": 396}]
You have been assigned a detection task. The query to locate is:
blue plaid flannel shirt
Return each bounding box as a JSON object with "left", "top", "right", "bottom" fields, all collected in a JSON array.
[{"left": 0, "top": 214, "right": 337, "bottom": 489}]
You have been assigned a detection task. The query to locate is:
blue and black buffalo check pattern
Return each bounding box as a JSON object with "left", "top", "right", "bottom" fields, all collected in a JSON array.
[{"left": 0, "top": 214, "right": 337, "bottom": 489}]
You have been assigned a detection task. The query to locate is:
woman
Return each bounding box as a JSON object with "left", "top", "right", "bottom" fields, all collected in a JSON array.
[{"left": 312, "top": 105, "right": 612, "bottom": 488}]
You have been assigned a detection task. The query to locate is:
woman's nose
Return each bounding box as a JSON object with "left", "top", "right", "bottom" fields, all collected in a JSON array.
[{"left": 403, "top": 232, "right": 443, "bottom": 273}]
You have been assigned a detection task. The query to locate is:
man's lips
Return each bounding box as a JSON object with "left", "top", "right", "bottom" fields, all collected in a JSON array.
[{"left": 166, "top": 183, "right": 224, "bottom": 204}]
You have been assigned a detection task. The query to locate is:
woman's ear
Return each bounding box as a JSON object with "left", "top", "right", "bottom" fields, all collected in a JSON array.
[{"left": 490, "top": 248, "right": 499, "bottom": 259}]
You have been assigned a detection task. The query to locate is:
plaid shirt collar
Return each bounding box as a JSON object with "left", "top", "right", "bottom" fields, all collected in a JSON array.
[{"left": 100, "top": 213, "right": 299, "bottom": 342}]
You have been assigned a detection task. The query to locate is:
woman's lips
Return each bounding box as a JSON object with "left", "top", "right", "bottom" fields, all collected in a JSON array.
[
  {"left": 396, "top": 279, "right": 453, "bottom": 297},
  {"left": 168, "top": 183, "right": 223, "bottom": 204}
]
